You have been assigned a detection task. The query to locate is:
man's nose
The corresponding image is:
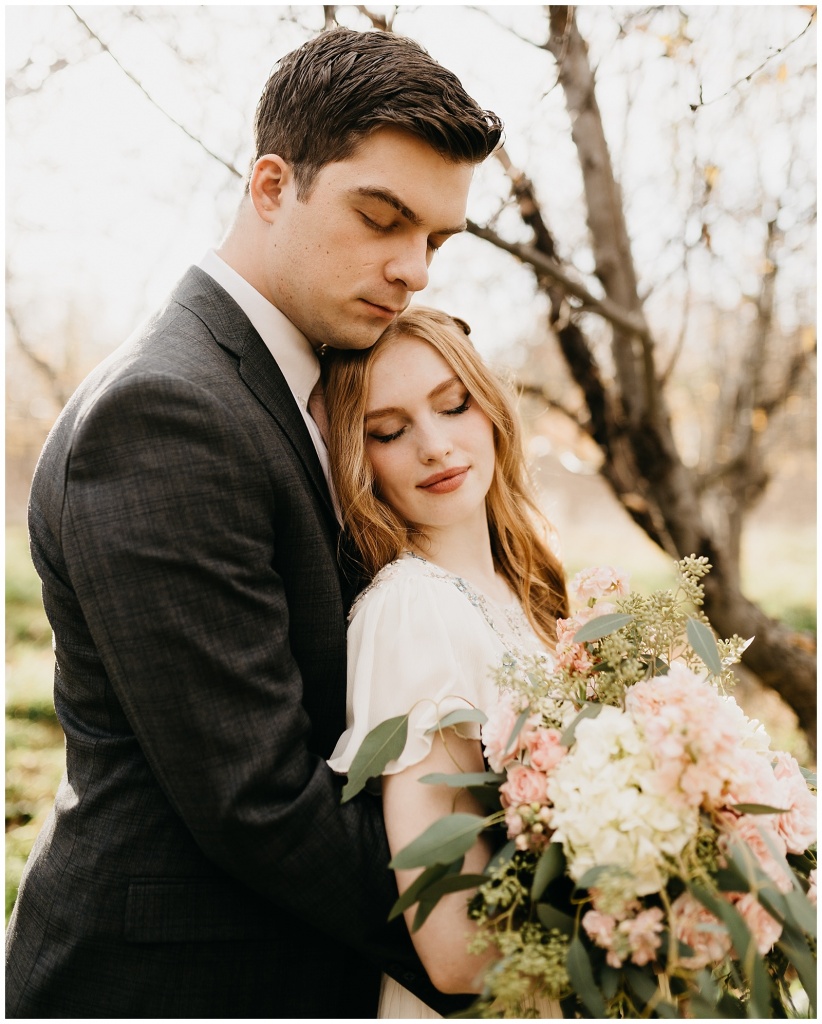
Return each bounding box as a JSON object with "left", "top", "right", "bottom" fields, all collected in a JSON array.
[{"left": 385, "top": 238, "right": 430, "bottom": 293}]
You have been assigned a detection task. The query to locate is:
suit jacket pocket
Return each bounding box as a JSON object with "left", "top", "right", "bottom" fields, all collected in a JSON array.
[{"left": 125, "top": 877, "right": 273, "bottom": 943}]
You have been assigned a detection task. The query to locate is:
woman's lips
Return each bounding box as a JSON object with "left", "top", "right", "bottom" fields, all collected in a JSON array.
[{"left": 417, "top": 467, "right": 469, "bottom": 494}]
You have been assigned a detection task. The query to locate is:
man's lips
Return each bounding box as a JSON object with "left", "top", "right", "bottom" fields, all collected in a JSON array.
[
  {"left": 361, "top": 299, "right": 403, "bottom": 319},
  {"left": 417, "top": 466, "right": 470, "bottom": 494}
]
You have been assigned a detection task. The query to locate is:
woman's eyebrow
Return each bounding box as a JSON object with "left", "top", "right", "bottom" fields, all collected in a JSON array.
[{"left": 365, "top": 377, "right": 463, "bottom": 422}]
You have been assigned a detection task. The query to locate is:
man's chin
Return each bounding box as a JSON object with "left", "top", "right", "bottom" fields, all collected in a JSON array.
[{"left": 321, "top": 329, "right": 386, "bottom": 352}]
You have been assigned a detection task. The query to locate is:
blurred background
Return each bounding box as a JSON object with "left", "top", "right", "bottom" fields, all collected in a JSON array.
[{"left": 6, "top": 4, "right": 816, "bottom": 918}]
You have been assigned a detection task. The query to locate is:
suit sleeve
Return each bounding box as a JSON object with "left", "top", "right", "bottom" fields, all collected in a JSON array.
[{"left": 60, "top": 370, "right": 414, "bottom": 966}]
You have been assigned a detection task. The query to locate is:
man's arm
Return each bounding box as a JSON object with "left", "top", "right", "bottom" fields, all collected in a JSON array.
[{"left": 61, "top": 370, "right": 403, "bottom": 952}]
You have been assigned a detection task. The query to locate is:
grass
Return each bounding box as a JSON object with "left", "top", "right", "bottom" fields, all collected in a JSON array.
[
  {"left": 6, "top": 526, "right": 66, "bottom": 920},
  {"left": 5, "top": 518, "right": 816, "bottom": 920}
]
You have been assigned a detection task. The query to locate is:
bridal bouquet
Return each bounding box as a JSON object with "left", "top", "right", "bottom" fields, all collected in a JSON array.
[{"left": 343, "top": 558, "right": 817, "bottom": 1018}]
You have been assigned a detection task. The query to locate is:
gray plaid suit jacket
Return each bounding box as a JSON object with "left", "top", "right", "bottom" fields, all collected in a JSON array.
[{"left": 5, "top": 268, "right": 466, "bottom": 1018}]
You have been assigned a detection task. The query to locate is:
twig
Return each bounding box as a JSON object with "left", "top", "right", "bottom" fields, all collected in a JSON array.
[
  {"left": 690, "top": 10, "right": 816, "bottom": 111},
  {"left": 68, "top": 6, "right": 243, "bottom": 179}
]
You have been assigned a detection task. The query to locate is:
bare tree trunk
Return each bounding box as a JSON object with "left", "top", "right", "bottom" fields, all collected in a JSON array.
[{"left": 540, "top": 6, "right": 816, "bottom": 746}]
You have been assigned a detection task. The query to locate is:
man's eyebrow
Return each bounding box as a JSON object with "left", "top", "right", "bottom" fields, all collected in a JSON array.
[
  {"left": 365, "top": 377, "right": 463, "bottom": 422},
  {"left": 351, "top": 187, "right": 467, "bottom": 236}
]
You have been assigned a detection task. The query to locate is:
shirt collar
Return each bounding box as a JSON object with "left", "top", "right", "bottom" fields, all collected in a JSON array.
[{"left": 198, "top": 249, "right": 319, "bottom": 406}]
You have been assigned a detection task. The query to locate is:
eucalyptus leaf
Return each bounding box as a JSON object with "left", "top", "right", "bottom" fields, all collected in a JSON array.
[
  {"left": 781, "top": 887, "right": 817, "bottom": 938},
  {"left": 426, "top": 708, "right": 488, "bottom": 733},
  {"left": 625, "top": 966, "right": 677, "bottom": 1017},
  {"left": 574, "top": 863, "right": 620, "bottom": 892},
  {"left": 777, "top": 931, "right": 817, "bottom": 1015},
  {"left": 573, "top": 612, "right": 635, "bottom": 643},
  {"left": 410, "top": 872, "right": 489, "bottom": 933},
  {"left": 600, "top": 964, "right": 619, "bottom": 1000},
  {"left": 504, "top": 707, "right": 532, "bottom": 756},
  {"left": 485, "top": 840, "right": 516, "bottom": 874},
  {"left": 728, "top": 831, "right": 797, "bottom": 900},
  {"left": 730, "top": 803, "right": 790, "bottom": 815},
  {"left": 560, "top": 703, "right": 604, "bottom": 747},
  {"left": 687, "top": 883, "right": 772, "bottom": 1019},
  {"left": 566, "top": 935, "right": 606, "bottom": 1017},
  {"left": 341, "top": 714, "right": 408, "bottom": 802},
  {"left": 419, "top": 771, "right": 505, "bottom": 788},
  {"left": 531, "top": 842, "right": 565, "bottom": 901},
  {"left": 799, "top": 765, "right": 817, "bottom": 788},
  {"left": 389, "top": 860, "right": 462, "bottom": 920},
  {"left": 390, "top": 813, "right": 487, "bottom": 869},
  {"left": 536, "top": 903, "right": 575, "bottom": 936},
  {"left": 714, "top": 865, "right": 750, "bottom": 893},
  {"left": 686, "top": 617, "right": 723, "bottom": 676}
]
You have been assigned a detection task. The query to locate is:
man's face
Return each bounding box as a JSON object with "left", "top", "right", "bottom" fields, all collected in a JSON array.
[{"left": 263, "top": 128, "right": 475, "bottom": 350}]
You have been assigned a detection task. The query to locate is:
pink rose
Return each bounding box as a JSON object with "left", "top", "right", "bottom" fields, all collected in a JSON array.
[
  {"left": 771, "top": 751, "right": 817, "bottom": 854},
  {"left": 500, "top": 763, "right": 547, "bottom": 808},
  {"left": 718, "top": 811, "right": 793, "bottom": 893},
  {"left": 671, "top": 891, "right": 733, "bottom": 969},
  {"left": 524, "top": 727, "right": 567, "bottom": 773},
  {"left": 732, "top": 893, "right": 783, "bottom": 954}
]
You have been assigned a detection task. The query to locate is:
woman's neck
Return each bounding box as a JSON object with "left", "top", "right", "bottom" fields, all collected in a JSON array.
[{"left": 408, "top": 519, "right": 511, "bottom": 605}]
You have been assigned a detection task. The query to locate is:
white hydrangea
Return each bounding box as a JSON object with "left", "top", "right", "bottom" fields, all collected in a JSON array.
[{"left": 546, "top": 706, "right": 699, "bottom": 899}]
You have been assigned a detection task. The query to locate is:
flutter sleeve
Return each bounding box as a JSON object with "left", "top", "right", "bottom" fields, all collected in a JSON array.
[{"left": 327, "top": 570, "right": 505, "bottom": 775}]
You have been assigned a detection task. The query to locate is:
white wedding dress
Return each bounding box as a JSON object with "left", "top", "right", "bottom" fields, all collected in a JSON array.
[{"left": 328, "top": 551, "right": 549, "bottom": 1019}]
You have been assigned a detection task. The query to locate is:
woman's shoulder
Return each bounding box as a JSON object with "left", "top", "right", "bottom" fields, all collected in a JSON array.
[{"left": 348, "top": 551, "right": 466, "bottom": 622}]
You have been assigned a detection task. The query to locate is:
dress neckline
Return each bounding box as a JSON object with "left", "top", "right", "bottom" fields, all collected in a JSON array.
[{"left": 402, "top": 550, "right": 518, "bottom": 613}]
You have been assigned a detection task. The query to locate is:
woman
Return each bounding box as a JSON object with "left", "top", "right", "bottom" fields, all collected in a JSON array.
[{"left": 324, "top": 307, "right": 568, "bottom": 1017}]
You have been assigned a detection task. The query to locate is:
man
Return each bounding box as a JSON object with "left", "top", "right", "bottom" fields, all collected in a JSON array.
[{"left": 5, "top": 27, "right": 502, "bottom": 1018}]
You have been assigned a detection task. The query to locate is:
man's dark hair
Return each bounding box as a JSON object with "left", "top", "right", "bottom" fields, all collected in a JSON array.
[{"left": 251, "top": 28, "right": 503, "bottom": 196}]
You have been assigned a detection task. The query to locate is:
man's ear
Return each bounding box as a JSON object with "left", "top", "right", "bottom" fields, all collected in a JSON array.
[{"left": 249, "top": 155, "right": 292, "bottom": 224}]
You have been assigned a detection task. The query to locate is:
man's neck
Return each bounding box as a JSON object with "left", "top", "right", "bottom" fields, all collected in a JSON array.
[{"left": 216, "top": 202, "right": 272, "bottom": 305}]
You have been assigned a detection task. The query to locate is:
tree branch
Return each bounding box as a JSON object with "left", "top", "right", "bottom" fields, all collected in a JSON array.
[
  {"left": 68, "top": 6, "right": 244, "bottom": 180},
  {"left": 466, "top": 219, "right": 651, "bottom": 341},
  {"left": 690, "top": 10, "right": 816, "bottom": 110}
]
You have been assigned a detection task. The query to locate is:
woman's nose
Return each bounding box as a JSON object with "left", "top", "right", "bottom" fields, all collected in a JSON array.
[{"left": 417, "top": 422, "right": 451, "bottom": 463}]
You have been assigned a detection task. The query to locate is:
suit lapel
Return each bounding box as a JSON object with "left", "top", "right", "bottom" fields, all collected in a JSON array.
[{"left": 172, "top": 267, "right": 336, "bottom": 525}]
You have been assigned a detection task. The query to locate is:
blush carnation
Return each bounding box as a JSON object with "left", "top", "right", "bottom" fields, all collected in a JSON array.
[
  {"left": 570, "top": 565, "right": 630, "bottom": 604},
  {"left": 482, "top": 694, "right": 527, "bottom": 772},
  {"left": 620, "top": 906, "right": 664, "bottom": 966}
]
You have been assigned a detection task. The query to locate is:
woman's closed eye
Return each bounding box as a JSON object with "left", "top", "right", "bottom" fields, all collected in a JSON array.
[
  {"left": 443, "top": 395, "right": 471, "bottom": 416},
  {"left": 369, "top": 425, "right": 406, "bottom": 445}
]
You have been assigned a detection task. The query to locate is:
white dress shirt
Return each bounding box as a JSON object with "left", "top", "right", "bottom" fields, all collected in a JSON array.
[{"left": 198, "top": 250, "right": 339, "bottom": 518}]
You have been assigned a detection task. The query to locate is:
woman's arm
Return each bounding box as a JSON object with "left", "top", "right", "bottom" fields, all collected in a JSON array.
[{"left": 382, "top": 728, "right": 498, "bottom": 995}]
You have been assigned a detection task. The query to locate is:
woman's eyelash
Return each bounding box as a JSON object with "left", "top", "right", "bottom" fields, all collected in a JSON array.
[
  {"left": 368, "top": 396, "right": 470, "bottom": 443},
  {"left": 444, "top": 396, "right": 471, "bottom": 415},
  {"left": 370, "top": 427, "right": 406, "bottom": 444}
]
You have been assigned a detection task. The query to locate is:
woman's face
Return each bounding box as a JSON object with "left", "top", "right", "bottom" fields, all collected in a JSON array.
[{"left": 363, "top": 334, "right": 496, "bottom": 536}]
